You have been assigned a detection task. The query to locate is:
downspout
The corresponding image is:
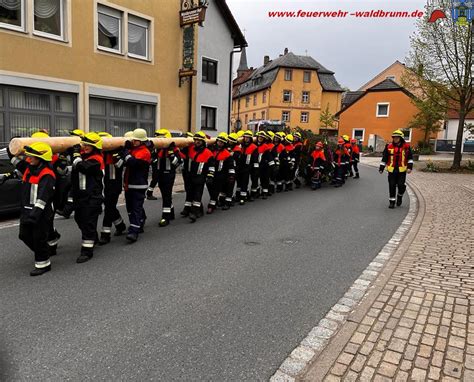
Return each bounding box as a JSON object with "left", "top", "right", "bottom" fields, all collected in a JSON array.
[
  {"left": 228, "top": 46, "right": 243, "bottom": 134},
  {"left": 188, "top": 76, "right": 193, "bottom": 133}
]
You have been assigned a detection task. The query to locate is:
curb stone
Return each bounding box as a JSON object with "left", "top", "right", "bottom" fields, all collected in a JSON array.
[{"left": 270, "top": 181, "right": 418, "bottom": 381}]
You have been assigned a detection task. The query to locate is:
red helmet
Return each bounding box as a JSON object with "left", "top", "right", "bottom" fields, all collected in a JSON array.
[
  {"left": 316, "top": 141, "right": 324, "bottom": 148},
  {"left": 337, "top": 138, "right": 345, "bottom": 145},
  {"left": 350, "top": 138, "right": 357, "bottom": 144}
]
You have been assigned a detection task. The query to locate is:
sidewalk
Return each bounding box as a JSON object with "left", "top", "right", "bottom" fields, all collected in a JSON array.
[{"left": 301, "top": 168, "right": 474, "bottom": 380}]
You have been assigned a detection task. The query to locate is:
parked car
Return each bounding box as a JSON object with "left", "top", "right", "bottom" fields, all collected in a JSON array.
[{"left": 0, "top": 148, "right": 21, "bottom": 215}]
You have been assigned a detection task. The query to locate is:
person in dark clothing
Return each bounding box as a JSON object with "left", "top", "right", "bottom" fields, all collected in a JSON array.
[
  {"left": 227, "top": 132, "right": 241, "bottom": 205},
  {"left": 332, "top": 138, "right": 350, "bottom": 188},
  {"left": 379, "top": 130, "right": 414, "bottom": 208},
  {"left": 255, "top": 131, "right": 275, "bottom": 199},
  {"left": 272, "top": 132, "right": 285, "bottom": 192},
  {"left": 180, "top": 132, "right": 195, "bottom": 216},
  {"left": 11, "top": 142, "right": 56, "bottom": 276},
  {"left": 281, "top": 134, "right": 296, "bottom": 191},
  {"left": 97, "top": 132, "right": 126, "bottom": 245},
  {"left": 292, "top": 132, "right": 303, "bottom": 188},
  {"left": 350, "top": 138, "right": 361, "bottom": 179},
  {"left": 308, "top": 141, "right": 327, "bottom": 190},
  {"left": 70, "top": 132, "right": 104, "bottom": 263},
  {"left": 236, "top": 130, "right": 258, "bottom": 204}
]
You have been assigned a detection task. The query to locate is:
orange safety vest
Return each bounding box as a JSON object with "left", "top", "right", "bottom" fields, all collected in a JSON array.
[{"left": 386, "top": 143, "right": 410, "bottom": 173}]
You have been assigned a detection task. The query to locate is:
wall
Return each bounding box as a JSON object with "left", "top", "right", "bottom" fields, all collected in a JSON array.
[
  {"left": 196, "top": 0, "right": 234, "bottom": 135},
  {"left": 358, "top": 62, "right": 407, "bottom": 90}
]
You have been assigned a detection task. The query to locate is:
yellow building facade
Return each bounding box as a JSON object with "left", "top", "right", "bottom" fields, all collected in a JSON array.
[
  {"left": 0, "top": 0, "right": 194, "bottom": 142},
  {"left": 232, "top": 51, "right": 343, "bottom": 134}
]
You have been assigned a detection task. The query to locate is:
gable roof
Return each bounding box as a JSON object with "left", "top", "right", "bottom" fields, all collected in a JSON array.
[
  {"left": 357, "top": 60, "right": 405, "bottom": 91},
  {"left": 215, "top": 0, "right": 247, "bottom": 48},
  {"left": 336, "top": 79, "right": 415, "bottom": 116},
  {"left": 233, "top": 51, "right": 343, "bottom": 97},
  {"left": 342, "top": 91, "right": 365, "bottom": 109}
]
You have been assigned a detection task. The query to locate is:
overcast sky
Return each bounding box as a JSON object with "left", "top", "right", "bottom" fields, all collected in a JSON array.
[{"left": 226, "top": 0, "right": 427, "bottom": 90}]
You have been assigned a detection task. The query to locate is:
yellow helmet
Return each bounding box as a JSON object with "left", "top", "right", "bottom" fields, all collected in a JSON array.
[
  {"left": 24, "top": 142, "right": 53, "bottom": 162},
  {"left": 69, "top": 129, "right": 85, "bottom": 138},
  {"left": 193, "top": 131, "right": 207, "bottom": 141},
  {"left": 131, "top": 128, "right": 148, "bottom": 142},
  {"left": 155, "top": 128, "right": 172, "bottom": 138},
  {"left": 285, "top": 134, "right": 294, "bottom": 143},
  {"left": 124, "top": 131, "right": 134, "bottom": 138},
  {"left": 216, "top": 132, "right": 228, "bottom": 143},
  {"left": 256, "top": 130, "right": 267, "bottom": 139},
  {"left": 237, "top": 130, "right": 245, "bottom": 138},
  {"left": 185, "top": 132, "right": 194, "bottom": 138},
  {"left": 267, "top": 131, "right": 275, "bottom": 139},
  {"left": 31, "top": 131, "right": 49, "bottom": 138},
  {"left": 392, "top": 129, "right": 404, "bottom": 138},
  {"left": 342, "top": 134, "right": 350, "bottom": 142},
  {"left": 98, "top": 132, "right": 112, "bottom": 138},
  {"left": 294, "top": 132, "right": 302, "bottom": 139},
  {"left": 276, "top": 132, "right": 286, "bottom": 140},
  {"left": 243, "top": 130, "right": 253, "bottom": 138},
  {"left": 228, "top": 132, "right": 239, "bottom": 144},
  {"left": 81, "top": 132, "right": 103, "bottom": 150}
]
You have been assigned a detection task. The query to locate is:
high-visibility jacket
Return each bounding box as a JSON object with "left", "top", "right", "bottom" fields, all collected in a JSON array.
[
  {"left": 293, "top": 141, "right": 303, "bottom": 164},
  {"left": 21, "top": 163, "right": 56, "bottom": 224},
  {"left": 104, "top": 151, "right": 123, "bottom": 184},
  {"left": 380, "top": 142, "right": 413, "bottom": 173},
  {"left": 213, "top": 148, "right": 235, "bottom": 177},
  {"left": 333, "top": 147, "right": 350, "bottom": 167},
  {"left": 183, "top": 145, "right": 215, "bottom": 178},
  {"left": 310, "top": 149, "right": 327, "bottom": 170},
  {"left": 72, "top": 152, "right": 104, "bottom": 201},
  {"left": 238, "top": 143, "right": 258, "bottom": 171},
  {"left": 123, "top": 145, "right": 151, "bottom": 191},
  {"left": 155, "top": 146, "right": 182, "bottom": 174},
  {"left": 350, "top": 144, "right": 360, "bottom": 162},
  {"left": 257, "top": 142, "right": 275, "bottom": 168},
  {"left": 271, "top": 143, "right": 285, "bottom": 166}
]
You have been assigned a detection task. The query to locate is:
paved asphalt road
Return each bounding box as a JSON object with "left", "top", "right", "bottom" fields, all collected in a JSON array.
[{"left": 0, "top": 166, "right": 408, "bottom": 381}]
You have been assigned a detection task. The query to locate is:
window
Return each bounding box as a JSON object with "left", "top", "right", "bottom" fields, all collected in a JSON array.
[
  {"left": 202, "top": 58, "right": 217, "bottom": 83},
  {"left": 401, "top": 128, "right": 412, "bottom": 142},
  {"left": 98, "top": 5, "right": 122, "bottom": 53},
  {"left": 0, "top": 0, "right": 25, "bottom": 32},
  {"left": 245, "top": 96, "right": 250, "bottom": 108},
  {"left": 245, "top": 114, "right": 248, "bottom": 124},
  {"left": 282, "top": 111, "right": 290, "bottom": 122},
  {"left": 303, "top": 71, "right": 311, "bottom": 83},
  {"left": 252, "top": 112, "right": 256, "bottom": 120},
  {"left": 201, "top": 106, "right": 216, "bottom": 130},
  {"left": 262, "top": 91, "right": 267, "bottom": 103},
  {"left": 352, "top": 128, "right": 365, "bottom": 142},
  {"left": 302, "top": 91, "right": 310, "bottom": 103},
  {"left": 283, "top": 90, "right": 292, "bottom": 102},
  {"left": 376, "top": 102, "right": 389, "bottom": 117},
  {"left": 261, "top": 111, "right": 265, "bottom": 120},
  {"left": 284, "top": 69, "right": 292, "bottom": 81},
  {"left": 33, "top": 0, "right": 64, "bottom": 40},
  {"left": 128, "top": 15, "right": 149, "bottom": 59},
  {"left": 300, "top": 112, "right": 309, "bottom": 123},
  {"left": 89, "top": 97, "right": 155, "bottom": 136},
  {"left": 0, "top": 85, "right": 77, "bottom": 140},
  {"left": 253, "top": 95, "right": 257, "bottom": 106}
]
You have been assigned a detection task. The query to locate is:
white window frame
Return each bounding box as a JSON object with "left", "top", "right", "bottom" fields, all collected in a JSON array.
[
  {"left": 302, "top": 91, "right": 310, "bottom": 103},
  {"left": 283, "top": 90, "right": 292, "bottom": 102},
  {"left": 376, "top": 102, "right": 390, "bottom": 117},
  {"left": 32, "top": 0, "right": 65, "bottom": 41},
  {"left": 127, "top": 14, "right": 149, "bottom": 60},
  {"left": 402, "top": 128, "right": 412, "bottom": 142},
  {"left": 0, "top": 0, "right": 26, "bottom": 32},
  {"left": 282, "top": 111, "right": 290, "bottom": 122},
  {"left": 97, "top": 4, "right": 123, "bottom": 55},
  {"left": 300, "top": 112, "right": 309, "bottom": 123},
  {"left": 284, "top": 69, "right": 292, "bottom": 81},
  {"left": 352, "top": 128, "right": 365, "bottom": 142}
]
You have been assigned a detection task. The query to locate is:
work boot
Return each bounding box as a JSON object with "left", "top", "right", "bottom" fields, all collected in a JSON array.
[
  {"left": 189, "top": 207, "right": 198, "bottom": 223},
  {"left": 170, "top": 208, "right": 175, "bottom": 220},
  {"left": 159, "top": 218, "right": 169, "bottom": 227},
  {"left": 354, "top": 173, "right": 360, "bottom": 179},
  {"left": 30, "top": 265, "right": 51, "bottom": 276},
  {"left": 126, "top": 232, "right": 138, "bottom": 243},
  {"left": 276, "top": 184, "right": 283, "bottom": 193},
  {"left": 98, "top": 232, "right": 111, "bottom": 245},
  {"left": 207, "top": 205, "right": 215, "bottom": 214},
  {"left": 269, "top": 184, "right": 275, "bottom": 194},
  {"left": 262, "top": 192, "right": 268, "bottom": 200},
  {"left": 146, "top": 191, "right": 157, "bottom": 200},
  {"left": 199, "top": 205, "right": 204, "bottom": 218},
  {"left": 222, "top": 202, "right": 231, "bottom": 210},
  {"left": 396, "top": 194, "right": 403, "bottom": 207},
  {"left": 76, "top": 252, "right": 93, "bottom": 264},
  {"left": 114, "top": 222, "right": 126, "bottom": 236},
  {"left": 180, "top": 206, "right": 190, "bottom": 217},
  {"left": 239, "top": 198, "right": 245, "bottom": 205},
  {"left": 286, "top": 183, "right": 293, "bottom": 191},
  {"left": 389, "top": 200, "right": 396, "bottom": 209}
]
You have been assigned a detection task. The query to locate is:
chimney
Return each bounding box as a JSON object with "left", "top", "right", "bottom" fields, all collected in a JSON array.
[
  {"left": 284, "top": 47, "right": 289, "bottom": 55},
  {"left": 264, "top": 55, "right": 270, "bottom": 65}
]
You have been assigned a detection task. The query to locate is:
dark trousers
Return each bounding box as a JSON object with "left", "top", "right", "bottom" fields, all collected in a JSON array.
[
  {"left": 183, "top": 172, "right": 192, "bottom": 211},
  {"left": 388, "top": 172, "right": 407, "bottom": 200},
  {"left": 250, "top": 168, "right": 260, "bottom": 196},
  {"left": 259, "top": 165, "right": 271, "bottom": 194},
  {"left": 351, "top": 161, "right": 359, "bottom": 175},
  {"left": 334, "top": 165, "right": 345, "bottom": 185},
  {"left": 237, "top": 169, "right": 250, "bottom": 199},
  {"left": 189, "top": 177, "right": 206, "bottom": 207},
  {"left": 125, "top": 189, "right": 146, "bottom": 234},
  {"left": 207, "top": 174, "right": 225, "bottom": 208},
  {"left": 19, "top": 213, "right": 51, "bottom": 268},
  {"left": 158, "top": 172, "right": 175, "bottom": 219},
  {"left": 149, "top": 163, "right": 159, "bottom": 190},
  {"left": 74, "top": 199, "right": 102, "bottom": 255},
  {"left": 102, "top": 182, "right": 123, "bottom": 232}
]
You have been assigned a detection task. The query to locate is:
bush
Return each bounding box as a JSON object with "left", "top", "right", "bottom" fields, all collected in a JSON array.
[
  {"left": 422, "top": 160, "right": 439, "bottom": 172},
  {"left": 418, "top": 147, "right": 434, "bottom": 155}
]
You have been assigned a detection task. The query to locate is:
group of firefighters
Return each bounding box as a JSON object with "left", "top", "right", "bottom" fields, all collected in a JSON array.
[{"left": 5, "top": 127, "right": 412, "bottom": 276}]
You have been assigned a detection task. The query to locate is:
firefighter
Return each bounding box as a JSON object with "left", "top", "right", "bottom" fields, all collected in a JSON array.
[
  {"left": 292, "top": 132, "right": 303, "bottom": 188},
  {"left": 153, "top": 129, "right": 182, "bottom": 227},
  {"left": 256, "top": 131, "right": 275, "bottom": 199},
  {"left": 71, "top": 132, "right": 104, "bottom": 263},
  {"left": 379, "top": 130, "right": 414, "bottom": 209},
  {"left": 342, "top": 135, "right": 352, "bottom": 179},
  {"left": 236, "top": 130, "right": 258, "bottom": 204},
  {"left": 308, "top": 142, "right": 326, "bottom": 190},
  {"left": 146, "top": 129, "right": 161, "bottom": 201},
  {"left": 180, "top": 132, "right": 195, "bottom": 217},
  {"left": 282, "top": 134, "right": 296, "bottom": 191},
  {"left": 227, "top": 132, "right": 241, "bottom": 204},
  {"left": 116, "top": 128, "right": 152, "bottom": 242},
  {"left": 97, "top": 132, "right": 126, "bottom": 245},
  {"left": 207, "top": 133, "right": 235, "bottom": 213},
  {"left": 332, "top": 138, "right": 350, "bottom": 188},
  {"left": 350, "top": 138, "right": 361, "bottom": 179},
  {"left": 266, "top": 131, "right": 276, "bottom": 194},
  {"left": 182, "top": 131, "right": 215, "bottom": 222},
  {"left": 272, "top": 132, "right": 285, "bottom": 192},
  {"left": 15, "top": 143, "right": 56, "bottom": 276}
]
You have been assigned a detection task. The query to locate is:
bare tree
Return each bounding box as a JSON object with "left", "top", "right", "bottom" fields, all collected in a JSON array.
[{"left": 405, "top": 0, "right": 473, "bottom": 169}]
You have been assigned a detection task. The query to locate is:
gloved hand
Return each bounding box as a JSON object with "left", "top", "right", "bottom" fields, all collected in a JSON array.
[
  {"left": 167, "top": 142, "right": 176, "bottom": 155},
  {"left": 72, "top": 144, "right": 81, "bottom": 158},
  {"left": 112, "top": 151, "right": 124, "bottom": 163},
  {"left": 0, "top": 172, "right": 13, "bottom": 185},
  {"left": 124, "top": 140, "right": 132, "bottom": 150}
]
